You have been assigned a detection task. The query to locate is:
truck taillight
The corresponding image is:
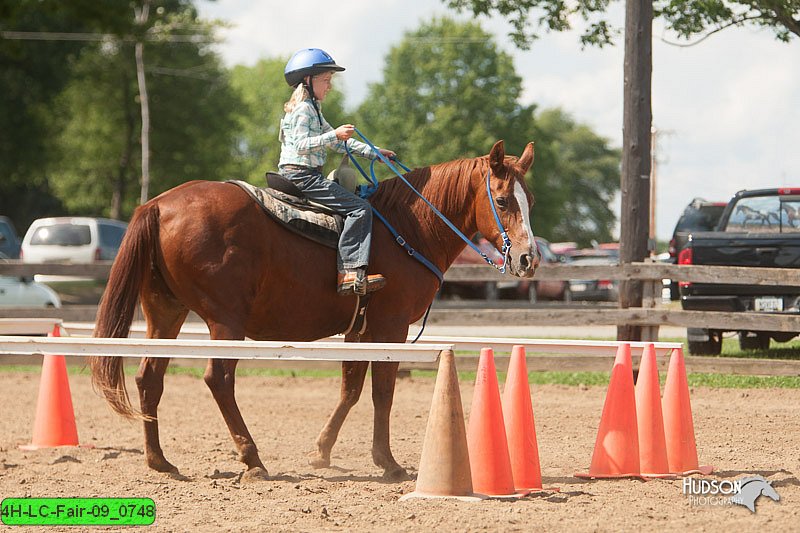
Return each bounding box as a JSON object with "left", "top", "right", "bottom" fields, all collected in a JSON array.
[
  {"left": 598, "top": 280, "right": 613, "bottom": 290},
  {"left": 678, "top": 247, "right": 692, "bottom": 288},
  {"left": 94, "top": 248, "right": 102, "bottom": 261}
]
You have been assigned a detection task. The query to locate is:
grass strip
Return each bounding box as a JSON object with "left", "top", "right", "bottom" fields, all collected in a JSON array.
[{"left": 2, "top": 365, "right": 798, "bottom": 388}]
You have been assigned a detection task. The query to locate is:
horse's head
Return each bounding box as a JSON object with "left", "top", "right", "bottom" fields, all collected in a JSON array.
[{"left": 476, "top": 140, "right": 539, "bottom": 278}]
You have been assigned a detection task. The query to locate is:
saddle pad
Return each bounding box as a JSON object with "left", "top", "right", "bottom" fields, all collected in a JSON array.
[{"left": 227, "top": 180, "right": 342, "bottom": 249}]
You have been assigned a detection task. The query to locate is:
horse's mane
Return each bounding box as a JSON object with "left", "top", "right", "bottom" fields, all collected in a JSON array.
[{"left": 369, "top": 156, "right": 488, "bottom": 259}]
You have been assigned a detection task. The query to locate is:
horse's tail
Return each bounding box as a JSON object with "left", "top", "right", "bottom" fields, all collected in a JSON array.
[{"left": 89, "top": 202, "right": 160, "bottom": 420}]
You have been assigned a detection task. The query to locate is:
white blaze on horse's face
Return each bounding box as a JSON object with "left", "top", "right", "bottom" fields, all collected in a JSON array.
[{"left": 513, "top": 180, "right": 539, "bottom": 274}]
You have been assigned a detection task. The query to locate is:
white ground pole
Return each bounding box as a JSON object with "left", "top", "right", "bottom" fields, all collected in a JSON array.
[
  {"left": 0, "top": 335, "right": 448, "bottom": 363},
  {"left": 56, "top": 321, "right": 681, "bottom": 357},
  {"left": 1, "top": 319, "right": 680, "bottom": 360}
]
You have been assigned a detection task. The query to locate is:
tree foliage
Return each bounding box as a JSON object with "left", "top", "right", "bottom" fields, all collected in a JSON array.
[
  {"left": 0, "top": 0, "right": 131, "bottom": 228},
  {"left": 356, "top": 18, "right": 532, "bottom": 164},
  {"left": 2, "top": 1, "right": 241, "bottom": 222},
  {"left": 355, "top": 17, "right": 619, "bottom": 244},
  {"left": 444, "top": 0, "right": 799, "bottom": 48},
  {"left": 229, "top": 58, "right": 348, "bottom": 183}
]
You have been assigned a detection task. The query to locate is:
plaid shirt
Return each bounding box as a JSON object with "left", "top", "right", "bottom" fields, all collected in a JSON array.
[{"left": 279, "top": 100, "right": 377, "bottom": 169}]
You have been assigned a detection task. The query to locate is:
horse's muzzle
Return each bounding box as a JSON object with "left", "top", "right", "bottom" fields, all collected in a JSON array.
[{"left": 510, "top": 251, "right": 539, "bottom": 278}]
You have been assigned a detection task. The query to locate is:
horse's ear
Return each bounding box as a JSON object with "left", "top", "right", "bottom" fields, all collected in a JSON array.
[
  {"left": 517, "top": 142, "right": 535, "bottom": 175},
  {"left": 489, "top": 140, "right": 506, "bottom": 177}
]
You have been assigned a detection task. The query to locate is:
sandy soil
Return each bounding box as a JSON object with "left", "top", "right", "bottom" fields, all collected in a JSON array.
[{"left": 1, "top": 367, "right": 798, "bottom": 532}]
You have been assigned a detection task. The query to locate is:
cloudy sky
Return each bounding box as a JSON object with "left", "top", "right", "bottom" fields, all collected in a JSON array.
[{"left": 197, "top": 0, "right": 799, "bottom": 240}]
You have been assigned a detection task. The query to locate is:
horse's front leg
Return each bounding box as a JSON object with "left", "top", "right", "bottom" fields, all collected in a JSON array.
[
  {"left": 370, "top": 361, "right": 408, "bottom": 480},
  {"left": 203, "top": 354, "right": 269, "bottom": 481},
  {"left": 309, "top": 361, "right": 369, "bottom": 469}
]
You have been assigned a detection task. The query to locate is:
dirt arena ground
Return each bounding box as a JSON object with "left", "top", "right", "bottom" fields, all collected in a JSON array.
[{"left": 1, "top": 367, "right": 798, "bottom": 531}]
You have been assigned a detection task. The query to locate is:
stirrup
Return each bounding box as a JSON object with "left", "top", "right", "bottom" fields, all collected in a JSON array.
[{"left": 337, "top": 271, "right": 386, "bottom": 296}]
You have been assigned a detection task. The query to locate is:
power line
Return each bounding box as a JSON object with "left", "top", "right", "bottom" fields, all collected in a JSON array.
[{"left": 0, "top": 30, "right": 214, "bottom": 44}]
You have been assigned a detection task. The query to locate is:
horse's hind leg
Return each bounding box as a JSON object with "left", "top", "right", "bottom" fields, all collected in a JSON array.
[
  {"left": 136, "top": 300, "right": 188, "bottom": 474},
  {"left": 371, "top": 361, "right": 408, "bottom": 480},
  {"left": 309, "top": 361, "right": 369, "bottom": 469},
  {"left": 136, "top": 357, "right": 176, "bottom": 473},
  {"left": 203, "top": 322, "right": 268, "bottom": 481}
]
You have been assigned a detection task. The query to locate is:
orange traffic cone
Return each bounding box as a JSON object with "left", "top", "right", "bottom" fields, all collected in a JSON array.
[
  {"left": 635, "top": 344, "right": 673, "bottom": 479},
  {"left": 467, "top": 348, "right": 525, "bottom": 497},
  {"left": 401, "top": 350, "right": 483, "bottom": 501},
  {"left": 662, "top": 348, "right": 713, "bottom": 475},
  {"left": 502, "top": 345, "right": 543, "bottom": 491},
  {"left": 576, "top": 343, "right": 641, "bottom": 479},
  {"left": 19, "top": 325, "right": 81, "bottom": 450}
]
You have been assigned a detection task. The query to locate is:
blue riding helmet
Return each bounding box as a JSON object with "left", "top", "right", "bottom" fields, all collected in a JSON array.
[{"left": 284, "top": 48, "right": 345, "bottom": 87}]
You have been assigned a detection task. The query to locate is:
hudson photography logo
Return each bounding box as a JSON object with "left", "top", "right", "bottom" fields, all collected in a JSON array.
[{"left": 683, "top": 475, "right": 781, "bottom": 513}]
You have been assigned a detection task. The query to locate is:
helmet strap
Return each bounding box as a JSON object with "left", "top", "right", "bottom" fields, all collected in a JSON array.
[{"left": 303, "top": 76, "right": 323, "bottom": 126}]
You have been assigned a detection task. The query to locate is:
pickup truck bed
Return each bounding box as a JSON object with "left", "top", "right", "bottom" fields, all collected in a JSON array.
[{"left": 680, "top": 188, "right": 800, "bottom": 354}]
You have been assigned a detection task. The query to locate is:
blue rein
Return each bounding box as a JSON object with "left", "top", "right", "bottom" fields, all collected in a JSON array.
[
  {"left": 345, "top": 129, "right": 512, "bottom": 276},
  {"left": 342, "top": 129, "right": 515, "bottom": 343}
]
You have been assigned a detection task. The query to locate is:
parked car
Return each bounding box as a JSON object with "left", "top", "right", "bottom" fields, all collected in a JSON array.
[
  {"left": 667, "top": 198, "right": 727, "bottom": 299},
  {"left": 0, "top": 216, "right": 21, "bottom": 259},
  {"left": 500, "top": 237, "right": 571, "bottom": 302},
  {"left": 679, "top": 187, "right": 800, "bottom": 354},
  {"left": 21, "top": 217, "right": 128, "bottom": 264},
  {"left": 566, "top": 253, "right": 619, "bottom": 302},
  {"left": 440, "top": 235, "right": 503, "bottom": 299},
  {"left": 0, "top": 275, "right": 61, "bottom": 308}
]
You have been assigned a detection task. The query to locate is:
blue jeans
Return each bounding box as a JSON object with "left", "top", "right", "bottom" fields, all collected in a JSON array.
[{"left": 281, "top": 167, "right": 373, "bottom": 271}]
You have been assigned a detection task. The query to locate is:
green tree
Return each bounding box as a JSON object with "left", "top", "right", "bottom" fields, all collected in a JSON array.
[
  {"left": 444, "top": 0, "right": 799, "bottom": 48},
  {"left": 229, "top": 57, "right": 349, "bottom": 183},
  {"left": 531, "top": 109, "right": 620, "bottom": 245},
  {"left": 355, "top": 17, "right": 619, "bottom": 243},
  {"left": 48, "top": 6, "right": 240, "bottom": 219},
  {"left": 355, "top": 17, "right": 533, "bottom": 166},
  {"left": 0, "top": 0, "right": 131, "bottom": 228}
]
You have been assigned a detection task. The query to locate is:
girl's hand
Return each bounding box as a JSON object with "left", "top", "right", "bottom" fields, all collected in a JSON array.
[
  {"left": 335, "top": 124, "right": 355, "bottom": 140},
  {"left": 377, "top": 148, "right": 396, "bottom": 161}
]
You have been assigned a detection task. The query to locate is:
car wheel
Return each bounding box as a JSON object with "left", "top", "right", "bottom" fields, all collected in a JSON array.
[
  {"left": 687, "top": 329, "right": 722, "bottom": 355},
  {"left": 738, "top": 331, "right": 770, "bottom": 351}
]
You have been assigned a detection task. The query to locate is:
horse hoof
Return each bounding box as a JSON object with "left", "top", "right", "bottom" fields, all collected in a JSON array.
[
  {"left": 383, "top": 466, "right": 410, "bottom": 482},
  {"left": 148, "top": 458, "right": 179, "bottom": 474},
  {"left": 241, "top": 466, "right": 270, "bottom": 482},
  {"left": 307, "top": 451, "right": 330, "bottom": 469}
]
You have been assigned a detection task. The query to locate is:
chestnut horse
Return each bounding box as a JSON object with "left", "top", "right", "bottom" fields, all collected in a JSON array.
[{"left": 90, "top": 140, "right": 539, "bottom": 481}]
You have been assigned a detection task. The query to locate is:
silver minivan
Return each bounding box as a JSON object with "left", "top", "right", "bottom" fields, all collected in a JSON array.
[{"left": 21, "top": 217, "right": 128, "bottom": 264}]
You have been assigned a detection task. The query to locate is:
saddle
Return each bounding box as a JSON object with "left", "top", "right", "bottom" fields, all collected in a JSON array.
[
  {"left": 227, "top": 173, "right": 342, "bottom": 249},
  {"left": 227, "top": 174, "right": 372, "bottom": 339}
]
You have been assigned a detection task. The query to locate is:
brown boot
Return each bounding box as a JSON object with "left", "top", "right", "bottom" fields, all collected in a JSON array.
[{"left": 337, "top": 269, "right": 386, "bottom": 296}]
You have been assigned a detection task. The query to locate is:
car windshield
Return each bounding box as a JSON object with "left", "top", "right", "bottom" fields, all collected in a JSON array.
[
  {"left": 30, "top": 224, "right": 91, "bottom": 246},
  {"left": 675, "top": 205, "right": 725, "bottom": 233}
]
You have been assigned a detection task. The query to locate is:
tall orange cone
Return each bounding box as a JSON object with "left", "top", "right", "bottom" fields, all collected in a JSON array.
[
  {"left": 19, "top": 325, "right": 80, "bottom": 450},
  {"left": 502, "top": 345, "right": 543, "bottom": 491},
  {"left": 635, "top": 343, "right": 673, "bottom": 478},
  {"left": 401, "top": 350, "right": 483, "bottom": 501},
  {"left": 662, "top": 348, "right": 713, "bottom": 475},
  {"left": 576, "top": 343, "right": 641, "bottom": 479},
  {"left": 467, "top": 348, "right": 525, "bottom": 497}
]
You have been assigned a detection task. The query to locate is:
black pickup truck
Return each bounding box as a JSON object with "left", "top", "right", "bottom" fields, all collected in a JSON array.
[{"left": 679, "top": 188, "right": 800, "bottom": 354}]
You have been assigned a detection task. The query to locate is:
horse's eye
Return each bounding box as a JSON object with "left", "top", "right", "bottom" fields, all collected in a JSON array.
[{"left": 495, "top": 196, "right": 508, "bottom": 210}]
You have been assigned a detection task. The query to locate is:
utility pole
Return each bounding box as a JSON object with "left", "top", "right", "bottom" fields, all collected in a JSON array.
[
  {"left": 134, "top": 1, "right": 151, "bottom": 205},
  {"left": 649, "top": 126, "right": 658, "bottom": 257},
  {"left": 617, "top": 0, "right": 653, "bottom": 342}
]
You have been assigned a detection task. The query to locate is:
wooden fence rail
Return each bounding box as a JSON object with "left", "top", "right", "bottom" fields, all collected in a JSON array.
[{"left": 3, "top": 261, "right": 800, "bottom": 339}]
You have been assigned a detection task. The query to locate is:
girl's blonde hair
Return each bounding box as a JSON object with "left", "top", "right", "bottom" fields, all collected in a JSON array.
[{"left": 283, "top": 83, "right": 310, "bottom": 113}]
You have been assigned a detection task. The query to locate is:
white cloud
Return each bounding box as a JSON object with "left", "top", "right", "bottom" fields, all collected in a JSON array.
[{"left": 197, "top": 0, "right": 800, "bottom": 240}]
